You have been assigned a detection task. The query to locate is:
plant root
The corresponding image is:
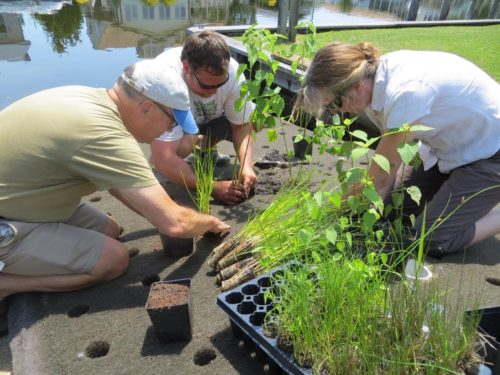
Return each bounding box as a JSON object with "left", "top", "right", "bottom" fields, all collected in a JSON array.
[
  {"left": 207, "top": 235, "right": 240, "bottom": 270},
  {"left": 216, "top": 237, "right": 259, "bottom": 271},
  {"left": 217, "top": 257, "right": 255, "bottom": 285},
  {"left": 220, "top": 259, "right": 260, "bottom": 291}
]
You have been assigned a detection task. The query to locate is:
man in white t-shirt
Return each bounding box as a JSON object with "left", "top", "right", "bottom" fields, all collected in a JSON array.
[{"left": 151, "top": 31, "right": 257, "bottom": 205}]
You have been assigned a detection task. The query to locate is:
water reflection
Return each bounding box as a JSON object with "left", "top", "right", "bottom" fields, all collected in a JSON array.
[
  {"left": 34, "top": 2, "right": 83, "bottom": 52},
  {"left": 0, "top": 13, "right": 30, "bottom": 61},
  {"left": 0, "top": 0, "right": 497, "bottom": 109},
  {"left": 2, "top": 0, "right": 497, "bottom": 58}
]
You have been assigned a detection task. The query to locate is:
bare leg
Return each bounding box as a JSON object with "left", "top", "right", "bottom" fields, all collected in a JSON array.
[
  {"left": 105, "top": 215, "right": 122, "bottom": 239},
  {"left": 0, "top": 236, "right": 128, "bottom": 300},
  {"left": 471, "top": 207, "right": 500, "bottom": 245}
]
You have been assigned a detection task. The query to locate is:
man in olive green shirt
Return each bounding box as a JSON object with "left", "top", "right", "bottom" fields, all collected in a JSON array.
[{"left": 0, "top": 60, "right": 230, "bottom": 332}]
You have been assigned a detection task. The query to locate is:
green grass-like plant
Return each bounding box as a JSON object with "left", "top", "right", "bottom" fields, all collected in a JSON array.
[
  {"left": 266, "top": 250, "right": 483, "bottom": 374},
  {"left": 190, "top": 147, "right": 216, "bottom": 214}
]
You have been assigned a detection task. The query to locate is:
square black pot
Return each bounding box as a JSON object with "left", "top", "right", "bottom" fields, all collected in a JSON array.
[
  {"left": 159, "top": 234, "right": 193, "bottom": 257},
  {"left": 292, "top": 136, "right": 313, "bottom": 160},
  {"left": 465, "top": 306, "right": 500, "bottom": 371},
  {"left": 146, "top": 278, "right": 192, "bottom": 343}
]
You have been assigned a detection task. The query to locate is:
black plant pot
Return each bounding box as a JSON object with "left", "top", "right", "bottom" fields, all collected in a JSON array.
[
  {"left": 292, "top": 136, "right": 313, "bottom": 160},
  {"left": 160, "top": 234, "right": 193, "bottom": 257},
  {"left": 465, "top": 306, "right": 500, "bottom": 372},
  {"left": 146, "top": 279, "right": 192, "bottom": 343}
]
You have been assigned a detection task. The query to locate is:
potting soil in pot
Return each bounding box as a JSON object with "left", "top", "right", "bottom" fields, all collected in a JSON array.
[{"left": 146, "top": 283, "right": 189, "bottom": 309}]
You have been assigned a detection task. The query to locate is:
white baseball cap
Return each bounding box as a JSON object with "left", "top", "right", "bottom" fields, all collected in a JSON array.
[{"left": 121, "top": 59, "right": 198, "bottom": 135}]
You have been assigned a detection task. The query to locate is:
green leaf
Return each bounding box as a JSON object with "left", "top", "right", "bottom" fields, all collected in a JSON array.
[
  {"left": 362, "top": 210, "right": 377, "bottom": 229},
  {"left": 397, "top": 141, "right": 419, "bottom": 166},
  {"left": 380, "top": 252, "right": 388, "bottom": 265},
  {"left": 265, "top": 72, "right": 275, "bottom": 87},
  {"left": 329, "top": 191, "right": 342, "bottom": 208},
  {"left": 257, "top": 50, "right": 270, "bottom": 64},
  {"left": 313, "top": 191, "right": 324, "bottom": 207},
  {"left": 346, "top": 167, "right": 365, "bottom": 184},
  {"left": 364, "top": 136, "right": 381, "bottom": 148},
  {"left": 267, "top": 128, "right": 278, "bottom": 142},
  {"left": 351, "top": 147, "right": 369, "bottom": 163},
  {"left": 345, "top": 232, "right": 352, "bottom": 248},
  {"left": 336, "top": 241, "right": 345, "bottom": 252},
  {"left": 265, "top": 116, "right": 276, "bottom": 128},
  {"left": 299, "top": 228, "right": 313, "bottom": 244},
  {"left": 372, "top": 154, "right": 391, "bottom": 174},
  {"left": 325, "top": 228, "right": 338, "bottom": 244},
  {"left": 234, "top": 98, "right": 245, "bottom": 112},
  {"left": 351, "top": 130, "right": 368, "bottom": 141},
  {"left": 363, "top": 187, "right": 383, "bottom": 213},
  {"left": 406, "top": 185, "right": 422, "bottom": 206},
  {"left": 236, "top": 63, "right": 247, "bottom": 79},
  {"left": 294, "top": 134, "right": 304, "bottom": 143},
  {"left": 271, "top": 60, "right": 280, "bottom": 74},
  {"left": 272, "top": 96, "right": 285, "bottom": 118}
]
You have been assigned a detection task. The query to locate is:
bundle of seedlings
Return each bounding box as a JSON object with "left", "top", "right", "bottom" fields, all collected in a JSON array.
[
  {"left": 209, "top": 176, "right": 314, "bottom": 290},
  {"left": 264, "top": 249, "right": 487, "bottom": 374},
  {"left": 211, "top": 173, "right": 399, "bottom": 291}
]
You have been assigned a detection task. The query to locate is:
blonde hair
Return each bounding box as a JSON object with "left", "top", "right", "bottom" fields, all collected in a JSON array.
[{"left": 299, "top": 42, "right": 380, "bottom": 116}]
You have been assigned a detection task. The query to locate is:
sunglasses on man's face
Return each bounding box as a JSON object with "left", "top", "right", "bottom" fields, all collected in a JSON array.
[{"left": 192, "top": 71, "right": 229, "bottom": 90}]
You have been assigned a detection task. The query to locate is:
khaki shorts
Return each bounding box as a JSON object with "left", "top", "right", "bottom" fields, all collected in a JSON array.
[{"left": 0, "top": 203, "right": 109, "bottom": 276}]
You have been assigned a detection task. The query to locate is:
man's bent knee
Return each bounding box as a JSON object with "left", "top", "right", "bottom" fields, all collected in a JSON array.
[{"left": 90, "top": 238, "right": 129, "bottom": 281}]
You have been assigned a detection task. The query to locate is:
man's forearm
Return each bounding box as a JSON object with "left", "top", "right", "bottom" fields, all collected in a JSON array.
[{"left": 158, "top": 157, "right": 198, "bottom": 190}]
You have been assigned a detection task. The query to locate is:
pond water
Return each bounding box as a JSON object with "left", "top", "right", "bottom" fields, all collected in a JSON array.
[{"left": 0, "top": 0, "right": 498, "bottom": 109}]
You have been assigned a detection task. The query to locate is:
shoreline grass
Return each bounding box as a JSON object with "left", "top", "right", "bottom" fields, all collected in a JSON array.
[{"left": 272, "top": 25, "right": 500, "bottom": 81}]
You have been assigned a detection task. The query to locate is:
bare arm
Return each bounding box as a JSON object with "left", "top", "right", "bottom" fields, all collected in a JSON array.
[
  {"left": 150, "top": 138, "right": 197, "bottom": 189},
  {"left": 151, "top": 133, "right": 249, "bottom": 206},
  {"left": 368, "top": 131, "right": 412, "bottom": 200},
  {"left": 231, "top": 122, "right": 256, "bottom": 193},
  {"left": 109, "top": 183, "right": 230, "bottom": 237}
]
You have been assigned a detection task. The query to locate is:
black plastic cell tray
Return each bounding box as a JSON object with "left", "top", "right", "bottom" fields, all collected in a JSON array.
[{"left": 217, "top": 266, "right": 312, "bottom": 375}]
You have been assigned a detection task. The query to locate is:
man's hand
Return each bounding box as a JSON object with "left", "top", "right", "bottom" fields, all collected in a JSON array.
[
  {"left": 239, "top": 166, "right": 257, "bottom": 196},
  {"left": 212, "top": 180, "right": 247, "bottom": 205},
  {"left": 207, "top": 216, "right": 231, "bottom": 235}
]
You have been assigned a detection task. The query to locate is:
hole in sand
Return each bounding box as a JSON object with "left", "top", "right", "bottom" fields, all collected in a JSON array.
[
  {"left": 142, "top": 274, "right": 160, "bottom": 286},
  {"left": 193, "top": 347, "right": 217, "bottom": 366},
  {"left": 89, "top": 196, "right": 101, "bottom": 202},
  {"left": 67, "top": 305, "right": 89, "bottom": 318},
  {"left": 85, "top": 340, "right": 110, "bottom": 358}
]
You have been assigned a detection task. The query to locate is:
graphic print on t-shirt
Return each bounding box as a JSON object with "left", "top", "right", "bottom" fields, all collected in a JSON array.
[{"left": 193, "top": 100, "right": 219, "bottom": 124}]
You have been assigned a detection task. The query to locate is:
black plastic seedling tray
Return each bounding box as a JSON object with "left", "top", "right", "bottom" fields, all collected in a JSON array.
[{"left": 217, "top": 265, "right": 312, "bottom": 375}]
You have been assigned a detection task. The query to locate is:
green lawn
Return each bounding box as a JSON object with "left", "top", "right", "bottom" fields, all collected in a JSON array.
[{"left": 274, "top": 25, "right": 500, "bottom": 81}]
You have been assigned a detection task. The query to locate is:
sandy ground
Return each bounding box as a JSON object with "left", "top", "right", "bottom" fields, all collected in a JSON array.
[{"left": 1, "top": 124, "right": 500, "bottom": 375}]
